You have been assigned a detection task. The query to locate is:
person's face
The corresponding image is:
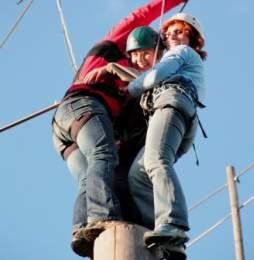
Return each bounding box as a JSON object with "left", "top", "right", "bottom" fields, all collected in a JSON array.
[
  {"left": 129, "top": 48, "right": 156, "bottom": 71},
  {"left": 163, "top": 22, "right": 190, "bottom": 49}
]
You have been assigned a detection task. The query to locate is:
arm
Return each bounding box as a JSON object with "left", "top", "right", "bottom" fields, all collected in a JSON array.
[
  {"left": 104, "top": 0, "right": 186, "bottom": 51},
  {"left": 74, "top": 0, "right": 185, "bottom": 84},
  {"left": 82, "top": 63, "right": 140, "bottom": 84},
  {"left": 127, "top": 45, "right": 188, "bottom": 97},
  {"left": 106, "top": 63, "right": 140, "bottom": 81}
]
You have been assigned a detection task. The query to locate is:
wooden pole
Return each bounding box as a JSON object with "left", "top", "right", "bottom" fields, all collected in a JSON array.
[
  {"left": 226, "top": 165, "right": 245, "bottom": 260},
  {"left": 93, "top": 223, "right": 159, "bottom": 260}
]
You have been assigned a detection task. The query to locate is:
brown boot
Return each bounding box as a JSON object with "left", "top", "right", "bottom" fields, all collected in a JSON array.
[
  {"left": 83, "top": 220, "right": 125, "bottom": 242},
  {"left": 71, "top": 228, "right": 94, "bottom": 258}
]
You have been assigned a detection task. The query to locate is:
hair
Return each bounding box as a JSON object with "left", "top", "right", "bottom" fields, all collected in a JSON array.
[{"left": 162, "top": 20, "right": 207, "bottom": 60}]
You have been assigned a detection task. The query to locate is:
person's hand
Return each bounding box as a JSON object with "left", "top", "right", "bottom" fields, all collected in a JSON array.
[{"left": 82, "top": 66, "right": 107, "bottom": 84}]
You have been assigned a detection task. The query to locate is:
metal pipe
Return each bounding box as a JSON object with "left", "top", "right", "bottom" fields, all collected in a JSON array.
[
  {"left": 0, "top": 0, "right": 34, "bottom": 48},
  {"left": 0, "top": 101, "right": 60, "bottom": 133}
]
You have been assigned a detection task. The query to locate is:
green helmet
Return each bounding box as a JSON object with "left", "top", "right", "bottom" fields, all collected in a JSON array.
[{"left": 126, "top": 26, "right": 160, "bottom": 53}]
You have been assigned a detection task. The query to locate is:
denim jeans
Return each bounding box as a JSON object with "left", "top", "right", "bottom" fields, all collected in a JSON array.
[
  {"left": 52, "top": 95, "right": 122, "bottom": 231},
  {"left": 129, "top": 87, "right": 196, "bottom": 231},
  {"left": 128, "top": 146, "right": 154, "bottom": 229}
]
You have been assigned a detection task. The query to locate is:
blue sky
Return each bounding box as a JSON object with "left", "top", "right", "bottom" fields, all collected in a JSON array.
[{"left": 0, "top": 1, "right": 254, "bottom": 259}]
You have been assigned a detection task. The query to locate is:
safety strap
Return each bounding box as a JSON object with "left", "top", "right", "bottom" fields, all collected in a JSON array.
[
  {"left": 63, "top": 143, "right": 78, "bottom": 160},
  {"left": 192, "top": 143, "right": 199, "bottom": 166},
  {"left": 192, "top": 113, "right": 207, "bottom": 166},
  {"left": 196, "top": 114, "right": 208, "bottom": 138},
  {"left": 52, "top": 112, "right": 95, "bottom": 160},
  {"left": 70, "top": 112, "right": 94, "bottom": 142}
]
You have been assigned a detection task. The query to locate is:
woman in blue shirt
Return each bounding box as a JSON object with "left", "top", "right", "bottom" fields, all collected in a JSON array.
[{"left": 127, "top": 13, "right": 207, "bottom": 258}]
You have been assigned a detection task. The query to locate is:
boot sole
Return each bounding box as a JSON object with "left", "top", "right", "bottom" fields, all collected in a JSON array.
[
  {"left": 71, "top": 238, "right": 93, "bottom": 258},
  {"left": 144, "top": 234, "right": 189, "bottom": 247}
]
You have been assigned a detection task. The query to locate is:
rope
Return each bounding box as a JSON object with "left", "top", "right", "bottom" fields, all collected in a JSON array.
[
  {"left": 17, "top": 0, "right": 25, "bottom": 4},
  {"left": 152, "top": 0, "right": 189, "bottom": 66},
  {"left": 187, "top": 195, "right": 254, "bottom": 248},
  {"left": 0, "top": 0, "right": 34, "bottom": 48},
  {"left": 179, "top": 0, "right": 189, "bottom": 13},
  {"left": 188, "top": 161, "right": 254, "bottom": 212},
  {"left": 188, "top": 184, "right": 226, "bottom": 212},
  {"left": 235, "top": 161, "right": 254, "bottom": 180},
  {"left": 152, "top": 0, "right": 166, "bottom": 67},
  {"left": 0, "top": 0, "right": 190, "bottom": 133},
  {"left": 0, "top": 0, "right": 78, "bottom": 133},
  {"left": 56, "top": 0, "right": 78, "bottom": 73}
]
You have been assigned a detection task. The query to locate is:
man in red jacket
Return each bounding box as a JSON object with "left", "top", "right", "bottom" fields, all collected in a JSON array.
[{"left": 52, "top": 0, "right": 185, "bottom": 257}]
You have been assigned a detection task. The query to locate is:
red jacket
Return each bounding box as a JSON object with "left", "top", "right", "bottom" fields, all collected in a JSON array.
[{"left": 66, "top": 0, "right": 185, "bottom": 118}]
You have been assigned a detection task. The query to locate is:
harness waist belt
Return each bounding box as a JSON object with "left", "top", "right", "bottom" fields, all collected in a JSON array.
[
  {"left": 153, "top": 82, "right": 197, "bottom": 102},
  {"left": 153, "top": 79, "right": 205, "bottom": 108}
]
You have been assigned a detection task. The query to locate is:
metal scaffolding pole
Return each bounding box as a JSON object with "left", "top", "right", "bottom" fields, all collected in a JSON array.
[{"left": 0, "top": 102, "right": 59, "bottom": 133}]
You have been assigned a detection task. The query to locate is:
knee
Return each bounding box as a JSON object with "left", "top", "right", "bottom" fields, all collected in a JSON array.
[
  {"left": 144, "top": 149, "right": 175, "bottom": 175},
  {"left": 77, "top": 125, "right": 118, "bottom": 162}
]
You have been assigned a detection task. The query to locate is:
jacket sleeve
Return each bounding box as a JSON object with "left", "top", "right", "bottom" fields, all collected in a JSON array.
[
  {"left": 127, "top": 45, "right": 187, "bottom": 97},
  {"left": 104, "top": 0, "right": 185, "bottom": 51}
]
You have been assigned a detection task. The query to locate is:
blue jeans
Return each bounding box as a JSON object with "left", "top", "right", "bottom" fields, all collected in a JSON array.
[
  {"left": 52, "top": 95, "right": 122, "bottom": 231},
  {"left": 128, "top": 146, "right": 154, "bottom": 229},
  {"left": 129, "top": 87, "right": 196, "bottom": 231}
]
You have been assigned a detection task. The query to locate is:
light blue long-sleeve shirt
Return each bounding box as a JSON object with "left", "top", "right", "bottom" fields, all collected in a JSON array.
[{"left": 128, "top": 45, "right": 206, "bottom": 102}]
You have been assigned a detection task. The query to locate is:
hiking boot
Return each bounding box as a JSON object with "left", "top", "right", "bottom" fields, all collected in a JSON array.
[
  {"left": 83, "top": 220, "right": 124, "bottom": 242},
  {"left": 71, "top": 228, "right": 94, "bottom": 258},
  {"left": 161, "top": 243, "right": 186, "bottom": 260},
  {"left": 144, "top": 224, "right": 189, "bottom": 247}
]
